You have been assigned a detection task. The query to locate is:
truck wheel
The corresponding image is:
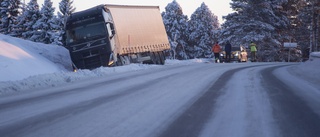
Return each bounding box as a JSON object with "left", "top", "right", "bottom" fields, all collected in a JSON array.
[
  {"left": 149, "top": 52, "right": 156, "bottom": 64},
  {"left": 159, "top": 51, "right": 165, "bottom": 65},
  {"left": 123, "top": 56, "right": 131, "bottom": 65},
  {"left": 118, "top": 56, "right": 132, "bottom": 65},
  {"left": 154, "top": 52, "right": 161, "bottom": 64},
  {"left": 120, "top": 56, "right": 126, "bottom": 65},
  {"left": 116, "top": 57, "right": 123, "bottom": 66}
]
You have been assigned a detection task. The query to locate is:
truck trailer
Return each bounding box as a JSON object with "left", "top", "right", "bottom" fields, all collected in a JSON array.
[{"left": 65, "top": 4, "right": 171, "bottom": 70}]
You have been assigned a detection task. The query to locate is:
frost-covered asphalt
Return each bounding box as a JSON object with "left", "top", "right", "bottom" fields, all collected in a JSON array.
[{"left": 0, "top": 62, "right": 320, "bottom": 137}]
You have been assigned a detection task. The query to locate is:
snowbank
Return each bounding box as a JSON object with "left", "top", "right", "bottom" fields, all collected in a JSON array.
[
  {"left": 0, "top": 34, "right": 72, "bottom": 82},
  {"left": 0, "top": 34, "right": 207, "bottom": 95},
  {"left": 288, "top": 52, "right": 320, "bottom": 83},
  {"left": 310, "top": 52, "right": 320, "bottom": 59},
  {"left": 0, "top": 59, "right": 202, "bottom": 95}
]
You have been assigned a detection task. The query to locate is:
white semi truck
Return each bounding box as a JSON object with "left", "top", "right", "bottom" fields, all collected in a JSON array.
[{"left": 65, "top": 4, "right": 170, "bottom": 70}]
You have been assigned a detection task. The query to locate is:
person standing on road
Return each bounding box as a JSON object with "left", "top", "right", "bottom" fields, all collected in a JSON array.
[
  {"left": 250, "top": 41, "right": 257, "bottom": 62},
  {"left": 225, "top": 41, "right": 232, "bottom": 63},
  {"left": 212, "top": 41, "right": 221, "bottom": 63}
]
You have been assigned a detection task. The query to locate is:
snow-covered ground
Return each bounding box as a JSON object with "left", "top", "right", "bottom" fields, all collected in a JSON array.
[
  {"left": 1, "top": 34, "right": 320, "bottom": 137},
  {"left": 0, "top": 34, "right": 209, "bottom": 95},
  {"left": 0, "top": 34, "right": 319, "bottom": 96}
]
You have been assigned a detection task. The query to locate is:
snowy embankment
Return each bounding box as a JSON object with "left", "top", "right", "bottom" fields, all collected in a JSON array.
[
  {"left": 288, "top": 52, "right": 320, "bottom": 82},
  {"left": 0, "top": 34, "right": 319, "bottom": 95},
  {"left": 0, "top": 34, "right": 207, "bottom": 95},
  {"left": 0, "top": 34, "right": 72, "bottom": 81},
  {"left": 0, "top": 59, "right": 205, "bottom": 95},
  {"left": 274, "top": 52, "right": 320, "bottom": 117}
]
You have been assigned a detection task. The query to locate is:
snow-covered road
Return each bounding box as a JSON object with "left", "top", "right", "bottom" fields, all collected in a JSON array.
[{"left": 0, "top": 62, "right": 320, "bottom": 137}]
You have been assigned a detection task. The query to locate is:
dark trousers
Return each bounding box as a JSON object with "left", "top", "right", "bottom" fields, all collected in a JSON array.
[
  {"left": 214, "top": 53, "right": 220, "bottom": 62},
  {"left": 226, "top": 52, "right": 231, "bottom": 62},
  {"left": 251, "top": 51, "right": 256, "bottom": 61}
]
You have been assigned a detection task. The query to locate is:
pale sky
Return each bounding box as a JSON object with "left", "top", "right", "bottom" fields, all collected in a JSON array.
[{"left": 28, "top": 0, "right": 233, "bottom": 23}]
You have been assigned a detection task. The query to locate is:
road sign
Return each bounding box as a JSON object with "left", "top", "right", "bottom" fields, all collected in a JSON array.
[
  {"left": 284, "top": 42, "right": 297, "bottom": 48},
  {"left": 284, "top": 43, "right": 297, "bottom": 62}
]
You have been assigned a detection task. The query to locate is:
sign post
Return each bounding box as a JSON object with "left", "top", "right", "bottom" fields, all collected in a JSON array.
[{"left": 284, "top": 43, "right": 297, "bottom": 62}]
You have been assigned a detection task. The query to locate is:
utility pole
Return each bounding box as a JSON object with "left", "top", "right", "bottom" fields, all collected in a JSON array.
[
  {"left": 23, "top": 0, "right": 25, "bottom": 10},
  {"left": 311, "top": 0, "right": 316, "bottom": 52},
  {"left": 310, "top": 24, "right": 312, "bottom": 54},
  {"left": 317, "top": 14, "right": 319, "bottom": 51},
  {"left": 310, "top": 0, "right": 320, "bottom": 52}
]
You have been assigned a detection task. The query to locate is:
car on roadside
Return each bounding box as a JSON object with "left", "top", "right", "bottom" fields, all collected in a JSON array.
[{"left": 220, "top": 45, "right": 248, "bottom": 62}]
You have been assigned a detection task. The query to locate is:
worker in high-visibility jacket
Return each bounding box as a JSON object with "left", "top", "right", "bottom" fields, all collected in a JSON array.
[
  {"left": 250, "top": 41, "right": 257, "bottom": 62},
  {"left": 212, "top": 41, "right": 221, "bottom": 63}
]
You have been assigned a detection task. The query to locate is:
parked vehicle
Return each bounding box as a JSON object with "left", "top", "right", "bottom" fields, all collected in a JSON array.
[
  {"left": 220, "top": 46, "right": 248, "bottom": 62},
  {"left": 220, "top": 46, "right": 239, "bottom": 62},
  {"left": 64, "top": 4, "right": 170, "bottom": 70}
]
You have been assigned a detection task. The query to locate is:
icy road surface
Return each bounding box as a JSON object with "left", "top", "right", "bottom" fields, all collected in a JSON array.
[{"left": 0, "top": 62, "right": 320, "bottom": 137}]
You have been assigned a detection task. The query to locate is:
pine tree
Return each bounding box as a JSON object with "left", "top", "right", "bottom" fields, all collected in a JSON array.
[
  {"left": 0, "top": 0, "right": 10, "bottom": 34},
  {"left": 162, "top": 0, "right": 189, "bottom": 60},
  {"left": 187, "top": 2, "right": 220, "bottom": 58},
  {"left": 282, "top": 0, "right": 308, "bottom": 61},
  {"left": 58, "top": 0, "right": 75, "bottom": 22},
  {"left": 300, "top": 0, "right": 320, "bottom": 52},
  {"left": 56, "top": 0, "right": 75, "bottom": 46},
  {"left": 8, "top": 0, "right": 20, "bottom": 17},
  {"left": 20, "top": 0, "right": 40, "bottom": 39},
  {"left": 30, "top": 0, "right": 58, "bottom": 44},
  {"left": 258, "top": 0, "right": 291, "bottom": 61},
  {"left": 8, "top": 0, "right": 22, "bottom": 37},
  {"left": 221, "top": 0, "right": 290, "bottom": 62}
]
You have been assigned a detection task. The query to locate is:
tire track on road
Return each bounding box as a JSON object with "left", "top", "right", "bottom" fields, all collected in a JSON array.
[
  {"left": 0, "top": 72, "right": 182, "bottom": 137},
  {"left": 157, "top": 65, "right": 264, "bottom": 137},
  {"left": 0, "top": 64, "right": 218, "bottom": 137},
  {"left": 261, "top": 66, "right": 320, "bottom": 137},
  {"left": 0, "top": 65, "right": 188, "bottom": 111}
]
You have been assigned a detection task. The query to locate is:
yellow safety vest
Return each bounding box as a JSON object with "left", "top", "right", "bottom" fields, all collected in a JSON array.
[{"left": 250, "top": 43, "right": 257, "bottom": 52}]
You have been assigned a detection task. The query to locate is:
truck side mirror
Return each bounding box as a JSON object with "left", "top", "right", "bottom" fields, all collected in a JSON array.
[
  {"left": 106, "top": 23, "right": 115, "bottom": 38},
  {"left": 110, "top": 23, "right": 115, "bottom": 35}
]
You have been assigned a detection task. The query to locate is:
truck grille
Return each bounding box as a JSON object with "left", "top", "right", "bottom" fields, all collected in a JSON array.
[{"left": 84, "top": 55, "right": 103, "bottom": 69}]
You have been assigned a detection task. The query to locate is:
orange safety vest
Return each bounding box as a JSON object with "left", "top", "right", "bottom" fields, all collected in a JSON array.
[{"left": 212, "top": 44, "right": 221, "bottom": 53}]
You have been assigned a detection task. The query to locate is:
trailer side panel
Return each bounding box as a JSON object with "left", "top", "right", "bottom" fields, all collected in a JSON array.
[{"left": 106, "top": 5, "right": 170, "bottom": 55}]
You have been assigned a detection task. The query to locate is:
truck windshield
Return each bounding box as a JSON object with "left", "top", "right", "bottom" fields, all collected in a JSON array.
[{"left": 66, "top": 22, "right": 106, "bottom": 44}]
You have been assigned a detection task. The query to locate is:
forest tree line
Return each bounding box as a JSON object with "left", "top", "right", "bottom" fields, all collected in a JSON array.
[
  {"left": 0, "top": 0, "right": 74, "bottom": 45},
  {"left": 163, "top": 0, "right": 320, "bottom": 62},
  {"left": 0, "top": 0, "right": 319, "bottom": 62}
]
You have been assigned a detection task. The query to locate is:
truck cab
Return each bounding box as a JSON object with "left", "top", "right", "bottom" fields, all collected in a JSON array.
[{"left": 65, "top": 5, "right": 116, "bottom": 69}]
